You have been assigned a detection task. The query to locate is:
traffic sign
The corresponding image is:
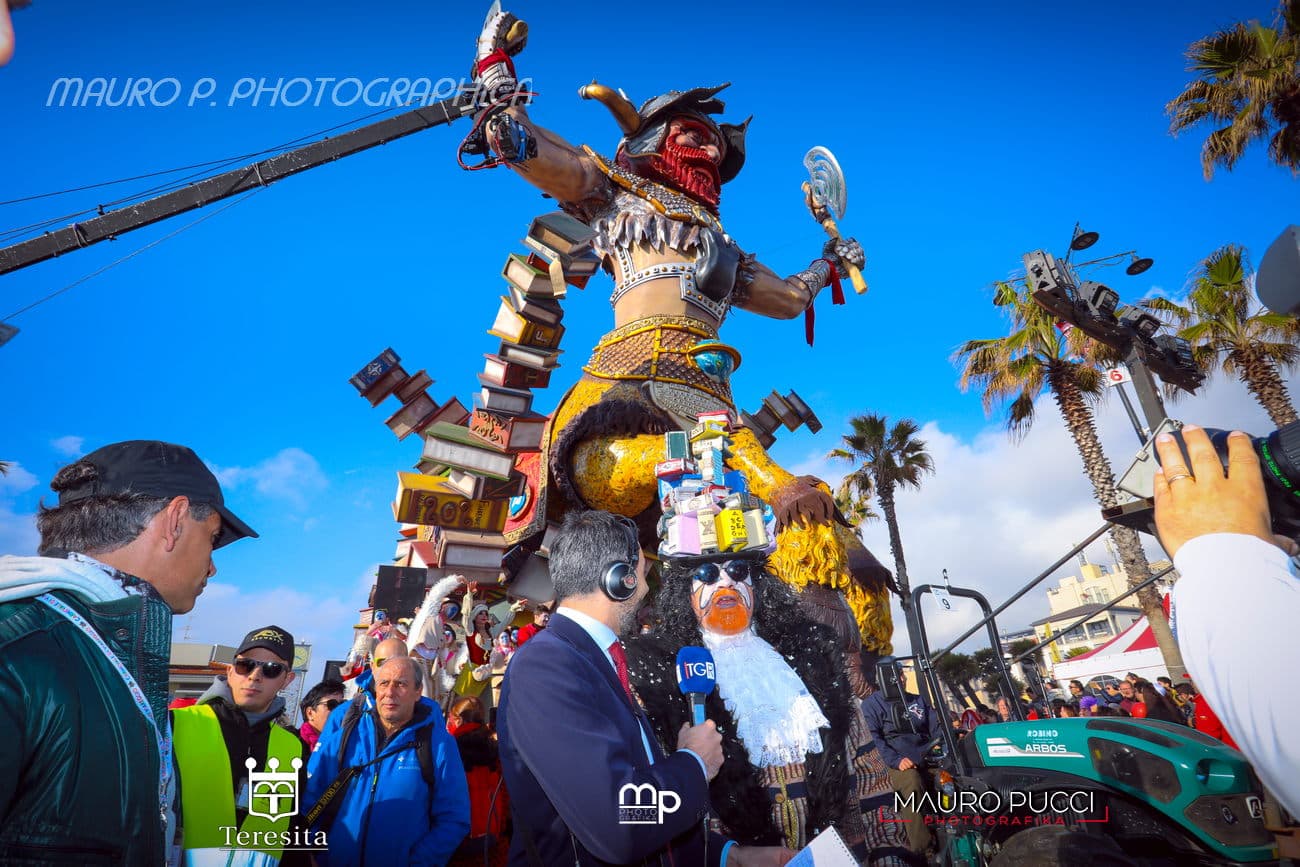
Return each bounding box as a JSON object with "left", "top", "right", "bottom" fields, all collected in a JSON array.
[{"left": 1104, "top": 367, "right": 1132, "bottom": 387}]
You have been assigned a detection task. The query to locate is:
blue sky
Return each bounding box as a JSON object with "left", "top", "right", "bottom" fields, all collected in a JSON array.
[{"left": 1, "top": 1, "right": 1296, "bottom": 678}]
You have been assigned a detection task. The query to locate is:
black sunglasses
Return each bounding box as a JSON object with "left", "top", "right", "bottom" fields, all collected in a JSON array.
[
  {"left": 319, "top": 698, "right": 344, "bottom": 711},
  {"left": 692, "top": 560, "right": 758, "bottom": 585},
  {"left": 233, "top": 658, "right": 289, "bottom": 679}
]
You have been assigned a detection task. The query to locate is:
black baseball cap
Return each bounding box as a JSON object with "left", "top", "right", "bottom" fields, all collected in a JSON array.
[
  {"left": 237, "top": 625, "right": 295, "bottom": 663},
  {"left": 58, "top": 440, "right": 257, "bottom": 549}
]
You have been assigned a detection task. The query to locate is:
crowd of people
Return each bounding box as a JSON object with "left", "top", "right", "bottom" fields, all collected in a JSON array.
[{"left": 0, "top": 423, "right": 1296, "bottom": 866}]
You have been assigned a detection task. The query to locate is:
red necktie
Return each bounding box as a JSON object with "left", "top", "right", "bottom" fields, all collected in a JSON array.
[{"left": 609, "top": 641, "right": 634, "bottom": 704}]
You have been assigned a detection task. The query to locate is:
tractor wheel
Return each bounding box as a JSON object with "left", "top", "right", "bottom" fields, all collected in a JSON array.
[{"left": 989, "top": 825, "right": 1139, "bottom": 867}]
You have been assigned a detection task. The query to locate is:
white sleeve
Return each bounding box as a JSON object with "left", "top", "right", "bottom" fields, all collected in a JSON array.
[{"left": 1171, "top": 533, "right": 1300, "bottom": 817}]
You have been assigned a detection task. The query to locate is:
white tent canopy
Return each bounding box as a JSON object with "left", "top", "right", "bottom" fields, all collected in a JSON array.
[{"left": 1052, "top": 615, "right": 1168, "bottom": 685}]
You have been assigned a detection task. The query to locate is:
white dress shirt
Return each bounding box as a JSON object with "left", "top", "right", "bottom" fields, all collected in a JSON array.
[{"left": 1171, "top": 533, "right": 1300, "bottom": 816}]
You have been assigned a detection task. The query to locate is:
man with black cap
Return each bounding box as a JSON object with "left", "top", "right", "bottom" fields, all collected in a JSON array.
[
  {"left": 0, "top": 439, "right": 257, "bottom": 864},
  {"left": 173, "top": 625, "right": 312, "bottom": 865}
]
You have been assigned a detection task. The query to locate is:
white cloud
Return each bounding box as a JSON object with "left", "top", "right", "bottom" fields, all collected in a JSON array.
[
  {"left": 799, "top": 372, "right": 1290, "bottom": 657},
  {"left": 212, "top": 448, "right": 327, "bottom": 511},
  {"left": 0, "top": 463, "right": 41, "bottom": 555},
  {"left": 50, "top": 436, "right": 85, "bottom": 458}
]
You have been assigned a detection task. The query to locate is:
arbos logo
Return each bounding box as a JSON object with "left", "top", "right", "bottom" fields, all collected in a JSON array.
[{"left": 617, "top": 784, "right": 681, "bottom": 825}]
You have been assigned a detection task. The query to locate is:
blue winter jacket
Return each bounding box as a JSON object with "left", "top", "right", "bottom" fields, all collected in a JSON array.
[{"left": 305, "top": 697, "right": 470, "bottom": 866}]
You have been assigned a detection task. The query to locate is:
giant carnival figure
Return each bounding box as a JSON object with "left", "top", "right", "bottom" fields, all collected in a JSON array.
[
  {"left": 624, "top": 553, "right": 913, "bottom": 865},
  {"left": 467, "top": 8, "right": 893, "bottom": 650}
]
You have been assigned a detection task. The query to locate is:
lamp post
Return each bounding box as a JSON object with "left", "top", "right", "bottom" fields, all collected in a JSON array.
[{"left": 1023, "top": 227, "right": 1203, "bottom": 439}]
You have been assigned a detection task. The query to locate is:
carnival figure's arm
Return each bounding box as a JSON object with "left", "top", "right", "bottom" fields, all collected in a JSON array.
[
  {"left": 472, "top": 8, "right": 607, "bottom": 205},
  {"left": 733, "top": 238, "right": 866, "bottom": 320}
]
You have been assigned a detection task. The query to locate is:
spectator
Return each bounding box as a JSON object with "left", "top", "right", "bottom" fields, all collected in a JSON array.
[
  {"left": 447, "top": 697, "right": 510, "bottom": 867},
  {"left": 1068, "top": 680, "right": 1085, "bottom": 701},
  {"left": 0, "top": 0, "right": 16, "bottom": 65},
  {"left": 995, "top": 695, "right": 1015, "bottom": 722},
  {"left": 1185, "top": 682, "right": 1239, "bottom": 749},
  {"left": 1101, "top": 682, "right": 1124, "bottom": 706},
  {"left": 1172, "top": 682, "right": 1197, "bottom": 725},
  {"left": 514, "top": 602, "right": 552, "bottom": 647},
  {"left": 305, "top": 656, "right": 470, "bottom": 865},
  {"left": 1078, "top": 696, "right": 1098, "bottom": 717},
  {"left": 299, "top": 678, "right": 346, "bottom": 752},
  {"left": 1125, "top": 672, "right": 1140, "bottom": 685},
  {"left": 1093, "top": 704, "right": 1119, "bottom": 717},
  {"left": 0, "top": 440, "right": 255, "bottom": 863},
  {"left": 1155, "top": 675, "right": 1174, "bottom": 697},
  {"left": 173, "top": 626, "right": 311, "bottom": 864},
  {"left": 1132, "top": 680, "right": 1186, "bottom": 725},
  {"left": 1116, "top": 680, "right": 1138, "bottom": 714},
  {"left": 862, "top": 661, "right": 945, "bottom": 856}
]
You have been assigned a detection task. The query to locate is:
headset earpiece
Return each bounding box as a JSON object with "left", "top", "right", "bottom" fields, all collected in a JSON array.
[{"left": 601, "top": 515, "right": 641, "bottom": 602}]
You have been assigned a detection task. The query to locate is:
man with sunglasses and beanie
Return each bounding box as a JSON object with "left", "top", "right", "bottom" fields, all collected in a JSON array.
[
  {"left": 172, "top": 625, "right": 312, "bottom": 866},
  {"left": 0, "top": 440, "right": 256, "bottom": 864},
  {"left": 625, "top": 553, "right": 912, "bottom": 864}
]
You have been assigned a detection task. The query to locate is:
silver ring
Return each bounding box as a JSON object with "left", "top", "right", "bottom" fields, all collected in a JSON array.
[{"left": 1165, "top": 472, "right": 1193, "bottom": 484}]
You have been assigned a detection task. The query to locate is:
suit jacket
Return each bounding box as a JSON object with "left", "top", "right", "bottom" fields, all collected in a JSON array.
[{"left": 498, "top": 613, "right": 726, "bottom": 866}]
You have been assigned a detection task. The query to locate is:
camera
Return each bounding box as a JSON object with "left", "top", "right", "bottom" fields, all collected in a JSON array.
[
  {"left": 1203, "top": 423, "right": 1300, "bottom": 538},
  {"left": 1108, "top": 420, "right": 1300, "bottom": 540}
]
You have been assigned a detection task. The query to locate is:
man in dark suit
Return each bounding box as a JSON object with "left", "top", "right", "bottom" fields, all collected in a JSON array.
[{"left": 498, "top": 509, "right": 791, "bottom": 866}]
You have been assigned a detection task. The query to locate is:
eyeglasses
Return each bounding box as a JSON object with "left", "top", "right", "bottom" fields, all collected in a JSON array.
[
  {"left": 233, "top": 658, "right": 288, "bottom": 679},
  {"left": 318, "top": 698, "right": 344, "bottom": 711},
  {"left": 691, "top": 560, "right": 758, "bottom": 585}
]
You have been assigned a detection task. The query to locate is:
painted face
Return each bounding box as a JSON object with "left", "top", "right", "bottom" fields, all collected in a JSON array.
[{"left": 689, "top": 561, "right": 757, "bottom": 637}]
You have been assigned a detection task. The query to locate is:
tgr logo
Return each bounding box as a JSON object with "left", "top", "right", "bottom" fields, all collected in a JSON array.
[
  {"left": 617, "top": 783, "right": 681, "bottom": 825},
  {"left": 681, "top": 661, "right": 715, "bottom": 679}
]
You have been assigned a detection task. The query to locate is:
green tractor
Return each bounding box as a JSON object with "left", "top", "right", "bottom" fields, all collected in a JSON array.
[{"left": 895, "top": 582, "right": 1279, "bottom": 866}]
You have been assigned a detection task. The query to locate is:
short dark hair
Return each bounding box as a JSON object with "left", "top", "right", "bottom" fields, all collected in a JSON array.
[
  {"left": 300, "top": 679, "right": 345, "bottom": 716},
  {"left": 37, "top": 458, "right": 213, "bottom": 556},
  {"left": 1157, "top": 676, "right": 1172, "bottom": 686},
  {"left": 548, "top": 510, "right": 639, "bottom": 602},
  {"left": 1069, "top": 680, "right": 1083, "bottom": 690}
]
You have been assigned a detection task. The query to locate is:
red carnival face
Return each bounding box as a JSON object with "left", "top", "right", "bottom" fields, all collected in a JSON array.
[{"left": 627, "top": 115, "right": 725, "bottom": 209}]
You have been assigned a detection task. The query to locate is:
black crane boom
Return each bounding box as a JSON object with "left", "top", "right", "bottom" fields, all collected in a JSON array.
[{"left": 0, "top": 93, "right": 475, "bottom": 277}]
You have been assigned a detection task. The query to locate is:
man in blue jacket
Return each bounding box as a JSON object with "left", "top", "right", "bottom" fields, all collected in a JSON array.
[{"left": 305, "top": 655, "right": 470, "bottom": 865}]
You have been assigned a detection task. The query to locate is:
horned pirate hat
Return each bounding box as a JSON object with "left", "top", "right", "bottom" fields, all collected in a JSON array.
[{"left": 580, "top": 82, "right": 751, "bottom": 184}]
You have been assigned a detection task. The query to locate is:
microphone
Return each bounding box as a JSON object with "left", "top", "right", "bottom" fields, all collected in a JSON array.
[
  {"left": 1258, "top": 225, "right": 1300, "bottom": 317},
  {"left": 675, "top": 646, "right": 717, "bottom": 726}
]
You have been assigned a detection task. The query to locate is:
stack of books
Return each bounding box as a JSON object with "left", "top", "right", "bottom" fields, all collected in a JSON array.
[{"left": 656, "top": 410, "right": 777, "bottom": 558}]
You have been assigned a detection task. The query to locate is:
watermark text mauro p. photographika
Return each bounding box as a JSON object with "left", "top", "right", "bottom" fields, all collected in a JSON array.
[{"left": 45, "top": 76, "right": 532, "bottom": 109}]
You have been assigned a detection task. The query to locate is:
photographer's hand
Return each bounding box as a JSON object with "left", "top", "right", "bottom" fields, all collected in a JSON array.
[{"left": 1152, "top": 425, "right": 1274, "bottom": 557}]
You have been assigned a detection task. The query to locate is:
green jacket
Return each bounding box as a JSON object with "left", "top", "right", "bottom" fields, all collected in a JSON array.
[{"left": 0, "top": 555, "right": 173, "bottom": 865}]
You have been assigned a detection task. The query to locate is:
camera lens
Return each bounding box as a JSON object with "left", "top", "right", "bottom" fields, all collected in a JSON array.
[{"left": 1205, "top": 422, "right": 1300, "bottom": 538}]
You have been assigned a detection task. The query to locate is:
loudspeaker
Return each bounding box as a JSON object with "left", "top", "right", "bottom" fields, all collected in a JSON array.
[{"left": 1258, "top": 225, "right": 1300, "bottom": 317}]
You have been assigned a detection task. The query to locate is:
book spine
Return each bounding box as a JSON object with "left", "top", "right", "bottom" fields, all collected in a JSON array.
[{"left": 396, "top": 487, "right": 509, "bottom": 531}]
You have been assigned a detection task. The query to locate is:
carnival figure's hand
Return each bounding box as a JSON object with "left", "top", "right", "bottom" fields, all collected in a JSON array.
[
  {"left": 823, "top": 236, "right": 865, "bottom": 272},
  {"left": 473, "top": 8, "right": 528, "bottom": 101}
]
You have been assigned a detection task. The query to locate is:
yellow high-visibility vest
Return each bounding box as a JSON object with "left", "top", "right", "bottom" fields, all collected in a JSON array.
[{"left": 173, "top": 703, "right": 302, "bottom": 863}]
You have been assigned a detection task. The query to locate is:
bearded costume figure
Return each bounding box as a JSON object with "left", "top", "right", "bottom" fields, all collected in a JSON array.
[
  {"left": 623, "top": 556, "right": 912, "bottom": 866},
  {"left": 467, "top": 9, "right": 894, "bottom": 651}
]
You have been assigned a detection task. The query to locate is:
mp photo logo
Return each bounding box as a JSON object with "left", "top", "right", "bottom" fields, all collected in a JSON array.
[{"left": 617, "top": 784, "right": 681, "bottom": 825}]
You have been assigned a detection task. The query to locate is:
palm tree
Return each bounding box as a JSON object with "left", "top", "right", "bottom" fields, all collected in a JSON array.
[
  {"left": 1144, "top": 244, "right": 1300, "bottom": 427},
  {"left": 832, "top": 482, "right": 879, "bottom": 531},
  {"left": 827, "top": 414, "right": 935, "bottom": 630},
  {"left": 1166, "top": 0, "right": 1300, "bottom": 179},
  {"left": 933, "top": 651, "right": 984, "bottom": 708},
  {"left": 954, "top": 279, "right": 1187, "bottom": 679}
]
